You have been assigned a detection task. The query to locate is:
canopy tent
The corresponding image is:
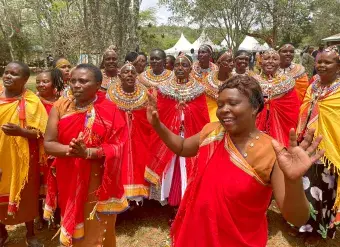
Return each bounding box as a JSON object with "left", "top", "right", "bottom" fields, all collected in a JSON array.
[
  {"left": 322, "top": 33, "right": 340, "bottom": 42},
  {"left": 165, "top": 33, "right": 193, "bottom": 55},
  {"left": 191, "top": 31, "right": 222, "bottom": 52},
  {"left": 238, "top": 36, "right": 269, "bottom": 52},
  {"left": 220, "top": 35, "right": 235, "bottom": 48},
  {"left": 192, "top": 31, "right": 214, "bottom": 50}
]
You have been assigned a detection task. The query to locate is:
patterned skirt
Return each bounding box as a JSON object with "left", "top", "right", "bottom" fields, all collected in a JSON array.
[{"left": 299, "top": 163, "right": 338, "bottom": 239}]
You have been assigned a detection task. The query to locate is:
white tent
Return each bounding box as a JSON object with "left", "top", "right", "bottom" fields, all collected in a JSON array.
[
  {"left": 192, "top": 31, "right": 218, "bottom": 51},
  {"left": 238, "top": 36, "right": 262, "bottom": 52},
  {"left": 322, "top": 33, "right": 340, "bottom": 42},
  {"left": 165, "top": 33, "right": 193, "bottom": 55},
  {"left": 220, "top": 35, "right": 235, "bottom": 48}
]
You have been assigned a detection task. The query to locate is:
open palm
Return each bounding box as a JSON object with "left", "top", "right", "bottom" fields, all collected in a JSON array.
[
  {"left": 146, "top": 92, "right": 160, "bottom": 127},
  {"left": 272, "top": 128, "right": 324, "bottom": 181}
]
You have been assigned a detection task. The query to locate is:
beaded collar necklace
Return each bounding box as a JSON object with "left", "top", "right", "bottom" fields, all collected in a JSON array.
[
  {"left": 278, "top": 63, "right": 306, "bottom": 80},
  {"left": 106, "top": 81, "right": 148, "bottom": 111},
  {"left": 311, "top": 76, "right": 340, "bottom": 100},
  {"left": 101, "top": 70, "right": 118, "bottom": 90},
  {"left": 231, "top": 68, "right": 249, "bottom": 76},
  {"left": 158, "top": 77, "right": 205, "bottom": 102},
  {"left": 74, "top": 95, "right": 98, "bottom": 111},
  {"left": 139, "top": 69, "right": 174, "bottom": 88},
  {"left": 251, "top": 73, "right": 295, "bottom": 98},
  {"left": 192, "top": 61, "right": 217, "bottom": 79},
  {"left": 204, "top": 71, "right": 229, "bottom": 100}
]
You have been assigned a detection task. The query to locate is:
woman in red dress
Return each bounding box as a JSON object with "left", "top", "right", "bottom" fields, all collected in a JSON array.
[
  {"left": 106, "top": 63, "right": 151, "bottom": 203},
  {"left": 147, "top": 75, "right": 324, "bottom": 247},
  {"left": 251, "top": 49, "right": 301, "bottom": 147},
  {"left": 145, "top": 55, "right": 210, "bottom": 215}
]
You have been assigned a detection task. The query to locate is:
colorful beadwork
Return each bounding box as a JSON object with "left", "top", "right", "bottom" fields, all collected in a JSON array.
[
  {"left": 106, "top": 80, "right": 148, "bottom": 111},
  {"left": 138, "top": 69, "right": 174, "bottom": 88},
  {"left": 158, "top": 77, "right": 205, "bottom": 102},
  {"left": 278, "top": 63, "right": 306, "bottom": 80},
  {"left": 192, "top": 61, "right": 218, "bottom": 79},
  {"left": 251, "top": 73, "right": 295, "bottom": 98},
  {"left": 101, "top": 69, "right": 118, "bottom": 90},
  {"left": 311, "top": 76, "right": 340, "bottom": 100},
  {"left": 204, "top": 71, "right": 228, "bottom": 100}
]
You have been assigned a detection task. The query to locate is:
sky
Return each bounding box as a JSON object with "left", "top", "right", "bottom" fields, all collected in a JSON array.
[{"left": 140, "top": 0, "right": 172, "bottom": 25}]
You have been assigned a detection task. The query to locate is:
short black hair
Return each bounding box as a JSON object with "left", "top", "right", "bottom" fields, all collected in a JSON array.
[
  {"left": 9, "top": 61, "right": 30, "bottom": 79},
  {"left": 150, "top": 48, "right": 166, "bottom": 60},
  {"left": 73, "top": 64, "right": 103, "bottom": 82},
  {"left": 235, "top": 50, "right": 250, "bottom": 58},
  {"left": 125, "top": 51, "right": 138, "bottom": 63},
  {"left": 219, "top": 75, "right": 264, "bottom": 114},
  {"left": 138, "top": 52, "right": 147, "bottom": 60},
  {"left": 166, "top": 55, "right": 176, "bottom": 63}
]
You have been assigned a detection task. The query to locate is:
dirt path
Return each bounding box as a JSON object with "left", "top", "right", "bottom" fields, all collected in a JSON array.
[{"left": 4, "top": 201, "right": 339, "bottom": 247}]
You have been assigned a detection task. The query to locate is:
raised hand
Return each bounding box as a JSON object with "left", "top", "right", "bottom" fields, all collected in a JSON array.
[
  {"left": 146, "top": 92, "right": 160, "bottom": 128},
  {"left": 272, "top": 128, "right": 324, "bottom": 181}
]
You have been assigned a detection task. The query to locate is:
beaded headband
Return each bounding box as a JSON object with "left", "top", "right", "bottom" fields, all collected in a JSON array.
[
  {"left": 120, "top": 61, "right": 136, "bottom": 71},
  {"left": 322, "top": 46, "right": 340, "bottom": 61},
  {"left": 262, "top": 48, "right": 279, "bottom": 57},
  {"left": 56, "top": 58, "right": 71, "bottom": 69},
  {"left": 177, "top": 54, "right": 192, "bottom": 66},
  {"left": 278, "top": 44, "right": 295, "bottom": 52},
  {"left": 199, "top": 44, "right": 213, "bottom": 54},
  {"left": 104, "top": 45, "right": 117, "bottom": 56},
  {"left": 217, "top": 50, "right": 233, "bottom": 63}
]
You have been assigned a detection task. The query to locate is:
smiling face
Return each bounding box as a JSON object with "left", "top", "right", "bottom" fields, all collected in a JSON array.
[
  {"left": 316, "top": 51, "right": 340, "bottom": 84},
  {"left": 2, "top": 63, "right": 28, "bottom": 94},
  {"left": 103, "top": 51, "right": 118, "bottom": 72},
  {"left": 69, "top": 68, "right": 100, "bottom": 103},
  {"left": 135, "top": 55, "right": 147, "bottom": 74},
  {"left": 118, "top": 64, "right": 138, "bottom": 91},
  {"left": 218, "top": 53, "right": 234, "bottom": 74},
  {"left": 36, "top": 72, "right": 54, "bottom": 98},
  {"left": 174, "top": 57, "right": 192, "bottom": 80},
  {"left": 261, "top": 52, "right": 281, "bottom": 76},
  {"left": 234, "top": 53, "right": 250, "bottom": 73},
  {"left": 216, "top": 88, "right": 257, "bottom": 135},
  {"left": 279, "top": 44, "right": 295, "bottom": 67}
]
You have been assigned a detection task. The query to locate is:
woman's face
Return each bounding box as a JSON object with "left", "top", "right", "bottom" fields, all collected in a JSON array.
[
  {"left": 134, "top": 55, "right": 147, "bottom": 74},
  {"left": 234, "top": 54, "right": 249, "bottom": 72},
  {"left": 69, "top": 68, "right": 100, "bottom": 103},
  {"left": 150, "top": 51, "right": 165, "bottom": 74},
  {"left": 316, "top": 51, "right": 340, "bottom": 83},
  {"left": 2, "top": 63, "right": 27, "bottom": 93},
  {"left": 174, "top": 57, "right": 192, "bottom": 80},
  {"left": 261, "top": 53, "right": 280, "bottom": 76},
  {"left": 216, "top": 88, "right": 256, "bottom": 135},
  {"left": 119, "top": 65, "right": 138, "bottom": 90},
  {"left": 198, "top": 47, "right": 211, "bottom": 65},
  {"left": 56, "top": 59, "right": 71, "bottom": 82},
  {"left": 103, "top": 51, "right": 118, "bottom": 72},
  {"left": 165, "top": 57, "right": 175, "bottom": 71},
  {"left": 218, "top": 54, "right": 234, "bottom": 74},
  {"left": 36, "top": 72, "right": 54, "bottom": 98},
  {"left": 279, "top": 45, "right": 295, "bottom": 66}
]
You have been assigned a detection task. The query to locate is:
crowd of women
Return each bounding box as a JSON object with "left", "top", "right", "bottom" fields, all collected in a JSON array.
[{"left": 0, "top": 43, "right": 339, "bottom": 247}]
